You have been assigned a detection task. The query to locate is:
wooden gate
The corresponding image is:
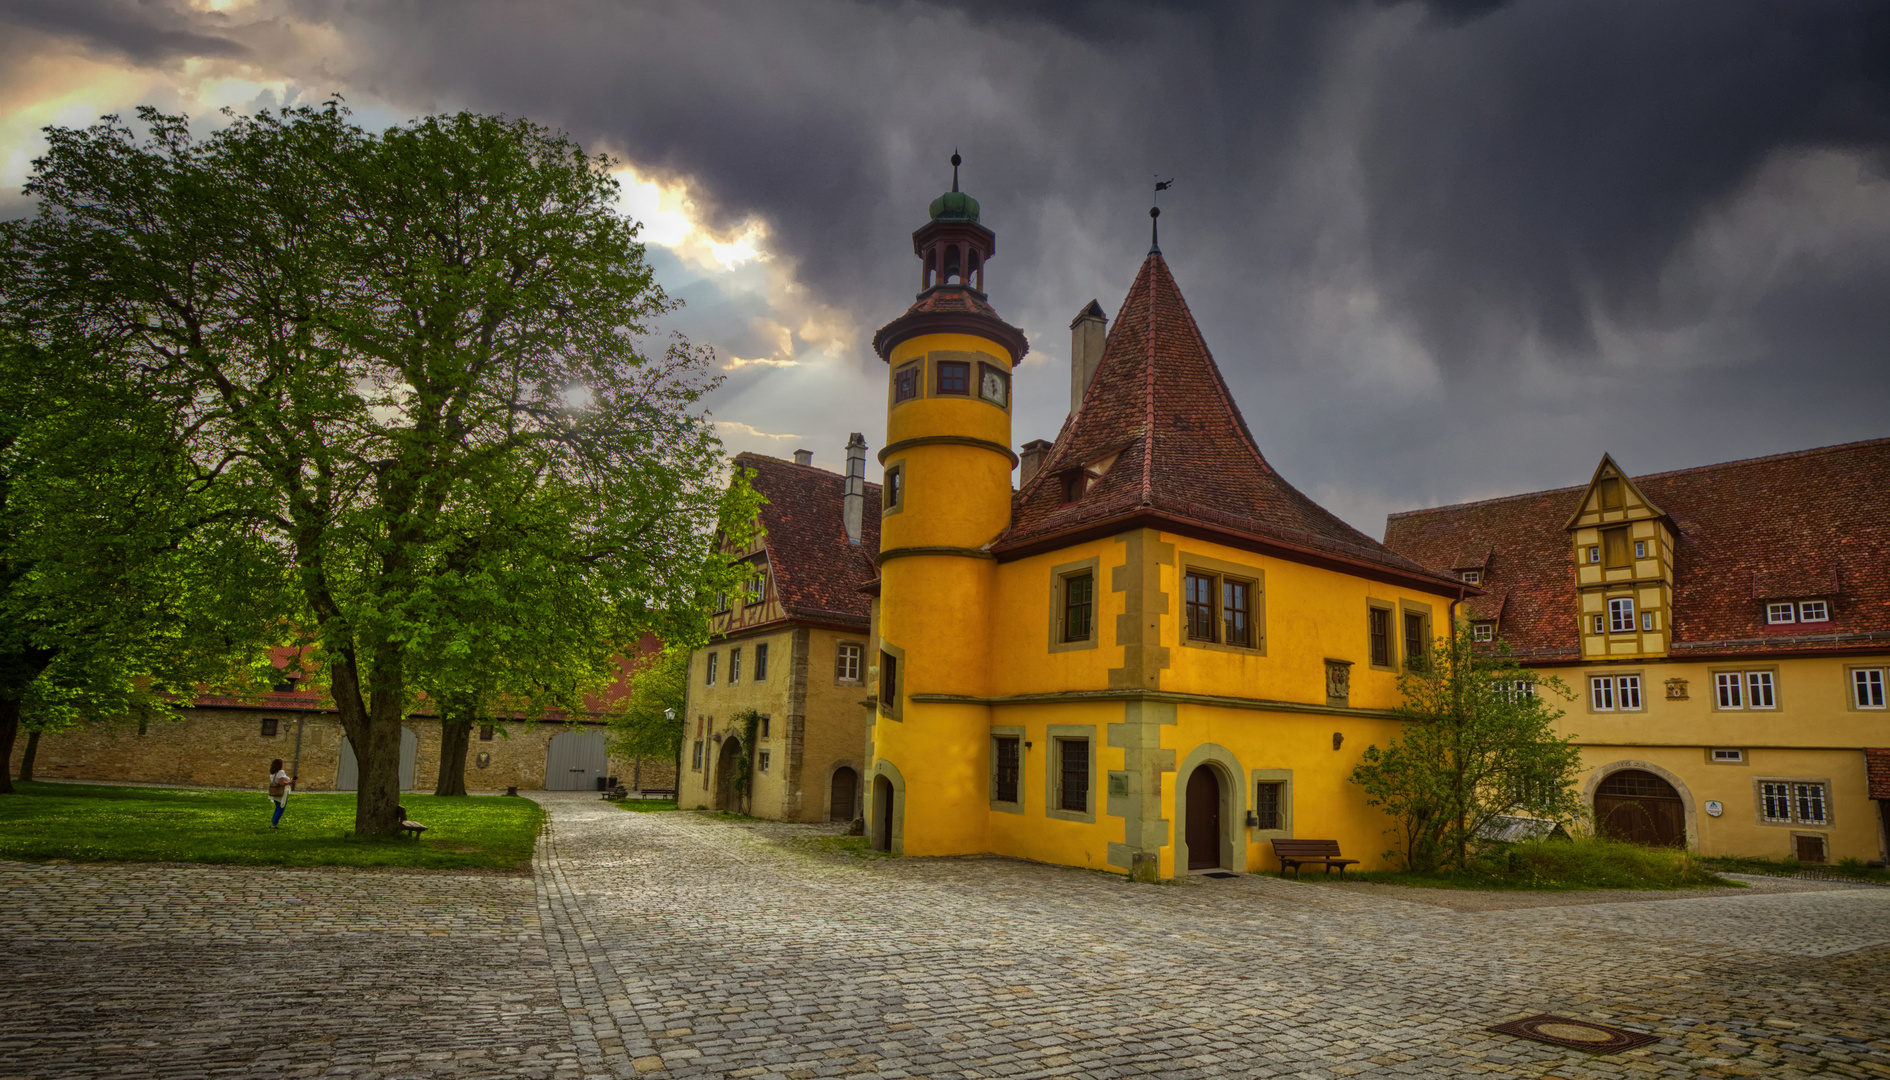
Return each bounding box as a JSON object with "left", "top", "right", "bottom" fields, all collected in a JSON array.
[
  {"left": 335, "top": 728, "right": 417, "bottom": 791},
  {"left": 1186, "top": 765, "right": 1222, "bottom": 870},
  {"left": 544, "top": 729, "right": 608, "bottom": 791},
  {"left": 1595, "top": 769, "right": 1685, "bottom": 847},
  {"left": 713, "top": 737, "right": 743, "bottom": 809}
]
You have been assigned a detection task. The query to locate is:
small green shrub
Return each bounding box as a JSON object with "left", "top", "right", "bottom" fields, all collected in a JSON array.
[
  {"left": 617, "top": 799, "right": 678, "bottom": 813},
  {"left": 1341, "top": 835, "right": 1724, "bottom": 890}
]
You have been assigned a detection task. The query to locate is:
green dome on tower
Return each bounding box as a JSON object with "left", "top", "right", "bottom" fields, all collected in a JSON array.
[{"left": 928, "top": 188, "right": 980, "bottom": 222}]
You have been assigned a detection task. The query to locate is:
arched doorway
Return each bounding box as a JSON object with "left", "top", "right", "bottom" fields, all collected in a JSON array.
[
  {"left": 335, "top": 727, "right": 417, "bottom": 791},
  {"left": 714, "top": 737, "right": 744, "bottom": 810},
  {"left": 544, "top": 729, "right": 608, "bottom": 791},
  {"left": 873, "top": 774, "right": 895, "bottom": 851},
  {"left": 829, "top": 766, "right": 858, "bottom": 823},
  {"left": 1186, "top": 765, "right": 1223, "bottom": 870},
  {"left": 1595, "top": 769, "right": 1685, "bottom": 847}
]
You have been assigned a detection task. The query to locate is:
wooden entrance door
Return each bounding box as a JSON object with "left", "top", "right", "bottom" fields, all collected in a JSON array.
[
  {"left": 830, "top": 766, "right": 858, "bottom": 822},
  {"left": 1186, "top": 765, "right": 1222, "bottom": 870},
  {"left": 874, "top": 775, "right": 894, "bottom": 851},
  {"left": 1595, "top": 769, "right": 1685, "bottom": 847},
  {"left": 714, "top": 737, "right": 742, "bottom": 810}
]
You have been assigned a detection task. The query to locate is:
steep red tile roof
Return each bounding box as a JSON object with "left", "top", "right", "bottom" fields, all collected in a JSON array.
[
  {"left": 737, "top": 453, "right": 881, "bottom": 629},
  {"left": 1383, "top": 438, "right": 1890, "bottom": 661},
  {"left": 992, "top": 253, "right": 1459, "bottom": 593}
]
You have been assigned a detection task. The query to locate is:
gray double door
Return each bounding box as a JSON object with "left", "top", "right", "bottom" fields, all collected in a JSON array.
[
  {"left": 544, "top": 729, "right": 609, "bottom": 790},
  {"left": 335, "top": 727, "right": 418, "bottom": 791}
]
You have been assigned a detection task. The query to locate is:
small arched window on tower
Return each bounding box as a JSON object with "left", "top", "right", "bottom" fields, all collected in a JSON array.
[
  {"left": 967, "top": 249, "right": 983, "bottom": 291},
  {"left": 943, "top": 244, "right": 962, "bottom": 285}
]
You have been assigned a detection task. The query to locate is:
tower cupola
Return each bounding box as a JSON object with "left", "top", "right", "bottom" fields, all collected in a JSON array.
[{"left": 872, "top": 153, "right": 1027, "bottom": 364}]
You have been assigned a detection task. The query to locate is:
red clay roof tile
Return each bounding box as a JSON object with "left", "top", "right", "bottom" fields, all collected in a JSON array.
[{"left": 736, "top": 453, "right": 881, "bottom": 628}]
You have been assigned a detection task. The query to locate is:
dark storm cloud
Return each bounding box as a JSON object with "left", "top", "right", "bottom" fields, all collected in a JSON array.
[
  {"left": 0, "top": 0, "right": 246, "bottom": 64},
  {"left": 10, "top": 0, "right": 1890, "bottom": 526}
]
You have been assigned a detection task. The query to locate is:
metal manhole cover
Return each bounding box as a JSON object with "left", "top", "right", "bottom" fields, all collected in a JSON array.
[{"left": 1488, "top": 1014, "right": 1659, "bottom": 1053}]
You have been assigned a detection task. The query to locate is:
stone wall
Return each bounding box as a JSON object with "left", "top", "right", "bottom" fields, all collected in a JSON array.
[{"left": 8, "top": 708, "right": 677, "bottom": 794}]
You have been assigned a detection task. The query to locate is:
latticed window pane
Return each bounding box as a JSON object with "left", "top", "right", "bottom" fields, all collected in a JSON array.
[
  {"left": 1185, "top": 573, "right": 1217, "bottom": 642},
  {"left": 706, "top": 654, "right": 718, "bottom": 685},
  {"left": 1403, "top": 613, "right": 1426, "bottom": 669},
  {"left": 1254, "top": 781, "right": 1283, "bottom": 830},
  {"left": 1223, "top": 579, "right": 1251, "bottom": 647},
  {"left": 754, "top": 644, "right": 769, "bottom": 681},
  {"left": 1064, "top": 573, "right": 1094, "bottom": 643},
  {"left": 1855, "top": 668, "right": 1885, "bottom": 709},
  {"left": 1747, "top": 671, "right": 1775, "bottom": 709},
  {"left": 994, "top": 737, "right": 1020, "bottom": 803},
  {"left": 1369, "top": 608, "right": 1390, "bottom": 667},
  {"left": 729, "top": 648, "right": 741, "bottom": 684},
  {"left": 1760, "top": 781, "right": 1791, "bottom": 821},
  {"left": 1715, "top": 672, "right": 1743, "bottom": 709},
  {"left": 1590, "top": 676, "right": 1614, "bottom": 711},
  {"left": 1609, "top": 597, "right": 1635, "bottom": 633},
  {"left": 836, "top": 644, "right": 861, "bottom": 682},
  {"left": 1794, "top": 783, "right": 1827, "bottom": 824},
  {"left": 1799, "top": 600, "right": 1829, "bottom": 622},
  {"left": 1057, "top": 739, "right": 1089, "bottom": 813},
  {"left": 1617, "top": 675, "right": 1641, "bottom": 711},
  {"left": 936, "top": 360, "right": 969, "bottom": 395}
]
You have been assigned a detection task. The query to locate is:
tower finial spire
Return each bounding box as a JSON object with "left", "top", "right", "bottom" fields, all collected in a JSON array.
[
  {"left": 951, "top": 149, "right": 961, "bottom": 193},
  {"left": 1150, "top": 176, "right": 1173, "bottom": 255}
]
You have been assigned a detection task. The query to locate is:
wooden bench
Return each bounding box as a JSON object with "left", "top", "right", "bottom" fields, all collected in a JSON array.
[
  {"left": 395, "top": 804, "right": 428, "bottom": 840},
  {"left": 1271, "top": 839, "right": 1358, "bottom": 879},
  {"left": 638, "top": 788, "right": 677, "bottom": 801}
]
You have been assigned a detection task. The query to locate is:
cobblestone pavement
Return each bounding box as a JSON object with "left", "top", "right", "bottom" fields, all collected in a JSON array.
[{"left": 4, "top": 793, "right": 1888, "bottom": 1080}]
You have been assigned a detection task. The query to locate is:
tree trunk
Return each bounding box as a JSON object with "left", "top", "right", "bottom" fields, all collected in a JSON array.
[
  {"left": 0, "top": 698, "right": 18, "bottom": 795},
  {"left": 435, "top": 695, "right": 474, "bottom": 796},
  {"left": 19, "top": 727, "right": 40, "bottom": 781},
  {"left": 330, "top": 644, "right": 405, "bottom": 838}
]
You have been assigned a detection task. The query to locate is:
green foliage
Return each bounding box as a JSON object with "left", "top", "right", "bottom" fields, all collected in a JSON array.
[
  {"left": 616, "top": 798, "right": 678, "bottom": 813},
  {"left": 1351, "top": 622, "right": 1585, "bottom": 872},
  {"left": 606, "top": 645, "right": 690, "bottom": 762},
  {"left": 728, "top": 707, "right": 764, "bottom": 803},
  {"left": 0, "top": 782, "right": 542, "bottom": 870},
  {"left": 1700, "top": 854, "right": 1890, "bottom": 884},
  {"left": 2, "top": 102, "right": 761, "bottom": 829},
  {"left": 1341, "top": 836, "right": 1726, "bottom": 890}
]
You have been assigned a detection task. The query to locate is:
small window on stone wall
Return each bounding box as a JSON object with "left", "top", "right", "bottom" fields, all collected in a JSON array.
[
  {"left": 479, "top": 724, "right": 495, "bottom": 741},
  {"left": 759, "top": 751, "right": 771, "bottom": 773},
  {"left": 260, "top": 718, "right": 279, "bottom": 737}
]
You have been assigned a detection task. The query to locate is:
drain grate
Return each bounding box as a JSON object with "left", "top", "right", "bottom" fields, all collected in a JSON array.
[
  {"left": 1488, "top": 1014, "right": 1660, "bottom": 1054},
  {"left": 1203, "top": 872, "right": 1237, "bottom": 879}
]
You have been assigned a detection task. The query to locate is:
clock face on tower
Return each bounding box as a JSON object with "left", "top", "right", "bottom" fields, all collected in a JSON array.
[{"left": 979, "top": 364, "right": 1008, "bottom": 408}]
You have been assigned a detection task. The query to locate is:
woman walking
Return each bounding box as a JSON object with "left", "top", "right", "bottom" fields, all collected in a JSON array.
[{"left": 268, "top": 758, "right": 296, "bottom": 830}]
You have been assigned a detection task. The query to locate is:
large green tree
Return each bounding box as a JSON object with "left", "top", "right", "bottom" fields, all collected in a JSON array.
[
  {"left": 2, "top": 103, "right": 755, "bottom": 831},
  {"left": 1350, "top": 623, "right": 1584, "bottom": 872}
]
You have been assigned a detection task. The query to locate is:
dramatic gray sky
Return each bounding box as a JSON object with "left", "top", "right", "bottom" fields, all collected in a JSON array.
[{"left": 6, "top": 0, "right": 1889, "bottom": 535}]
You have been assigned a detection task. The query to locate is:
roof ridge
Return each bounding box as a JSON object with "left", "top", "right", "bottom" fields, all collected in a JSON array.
[{"left": 1385, "top": 436, "right": 1890, "bottom": 522}]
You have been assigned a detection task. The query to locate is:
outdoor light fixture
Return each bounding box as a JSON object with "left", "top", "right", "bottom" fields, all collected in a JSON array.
[
  {"left": 1245, "top": 811, "right": 1258, "bottom": 828},
  {"left": 1332, "top": 732, "right": 1344, "bottom": 750}
]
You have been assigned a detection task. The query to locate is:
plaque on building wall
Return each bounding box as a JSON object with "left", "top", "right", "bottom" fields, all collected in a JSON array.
[
  {"left": 1665, "top": 677, "right": 1689, "bottom": 700},
  {"left": 475, "top": 752, "right": 492, "bottom": 770},
  {"left": 1325, "top": 659, "right": 1352, "bottom": 705}
]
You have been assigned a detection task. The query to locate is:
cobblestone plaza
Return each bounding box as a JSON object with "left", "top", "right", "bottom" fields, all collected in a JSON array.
[{"left": 3, "top": 792, "right": 1886, "bottom": 1080}]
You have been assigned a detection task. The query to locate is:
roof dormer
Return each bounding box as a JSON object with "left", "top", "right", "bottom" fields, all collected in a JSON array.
[{"left": 1567, "top": 454, "right": 1675, "bottom": 660}]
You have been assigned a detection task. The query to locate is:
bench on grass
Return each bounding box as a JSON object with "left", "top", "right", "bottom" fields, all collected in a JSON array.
[
  {"left": 638, "top": 788, "right": 677, "bottom": 801},
  {"left": 1271, "top": 838, "right": 1358, "bottom": 879},
  {"left": 395, "top": 804, "right": 428, "bottom": 840}
]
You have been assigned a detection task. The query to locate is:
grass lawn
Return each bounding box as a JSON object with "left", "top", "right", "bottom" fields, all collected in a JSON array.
[
  {"left": 1319, "top": 837, "right": 1729, "bottom": 891},
  {"left": 1701, "top": 853, "right": 1890, "bottom": 885},
  {"left": 0, "top": 781, "right": 544, "bottom": 872},
  {"left": 616, "top": 798, "right": 678, "bottom": 813}
]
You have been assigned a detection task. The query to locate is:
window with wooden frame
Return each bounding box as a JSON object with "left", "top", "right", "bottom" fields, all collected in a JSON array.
[
  {"left": 1759, "top": 780, "right": 1829, "bottom": 826},
  {"left": 1799, "top": 600, "right": 1830, "bottom": 623},
  {"left": 1710, "top": 748, "right": 1744, "bottom": 763},
  {"left": 1055, "top": 737, "right": 1090, "bottom": 814},
  {"left": 884, "top": 465, "right": 903, "bottom": 509},
  {"left": 729, "top": 647, "right": 741, "bottom": 685},
  {"left": 935, "top": 359, "right": 970, "bottom": 396},
  {"left": 260, "top": 718, "right": 279, "bottom": 737},
  {"left": 1471, "top": 621, "right": 1495, "bottom": 642},
  {"left": 1633, "top": 540, "right": 1648, "bottom": 559},
  {"left": 705, "top": 652, "right": 718, "bottom": 685},
  {"left": 1060, "top": 471, "right": 1087, "bottom": 503},
  {"left": 1461, "top": 569, "right": 1481, "bottom": 584},
  {"left": 1766, "top": 602, "right": 1796, "bottom": 624},
  {"left": 1589, "top": 674, "right": 1642, "bottom": 711},
  {"left": 1403, "top": 611, "right": 1427, "bottom": 670},
  {"left": 691, "top": 741, "right": 704, "bottom": 769},
  {"left": 1249, "top": 781, "right": 1281, "bottom": 831},
  {"left": 754, "top": 643, "right": 769, "bottom": 682},
  {"left": 1062, "top": 572, "right": 1094, "bottom": 643},
  {"left": 992, "top": 736, "right": 1021, "bottom": 805},
  {"left": 1714, "top": 669, "right": 1776, "bottom": 710},
  {"left": 1853, "top": 667, "right": 1886, "bottom": 709},
  {"left": 1602, "top": 527, "right": 1631, "bottom": 568},
  {"left": 758, "top": 751, "right": 771, "bottom": 773},
  {"left": 479, "top": 724, "right": 495, "bottom": 741},
  {"left": 1746, "top": 670, "right": 1776, "bottom": 709},
  {"left": 1591, "top": 614, "right": 1605, "bottom": 635},
  {"left": 1222, "top": 579, "right": 1253, "bottom": 647},
  {"left": 1184, "top": 572, "right": 1217, "bottom": 642},
  {"left": 892, "top": 362, "right": 921, "bottom": 404},
  {"left": 1586, "top": 545, "right": 1601, "bottom": 564},
  {"left": 835, "top": 642, "right": 863, "bottom": 684},
  {"left": 1714, "top": 671, "right": 1742, "bottom": 709},
  {"left": 1608, "top": 596, "right": 1635, "bottom": 633},
  {"left": 1368, "top": 605, "right": 1393, "bottom": 669},
  {"left": 759, "top": 715, "right": 770, "bottom": 738},
  {"left": 879, "top": 650, "right": 899, "bottom": 711},
  {"left": 1641, "top": 611, "right": 1654, "bottom": 632}
]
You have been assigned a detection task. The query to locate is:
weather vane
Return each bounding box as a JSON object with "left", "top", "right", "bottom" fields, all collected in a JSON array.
[{"left": 1150, "top": 176, "right": 1174, "bottom": 253}]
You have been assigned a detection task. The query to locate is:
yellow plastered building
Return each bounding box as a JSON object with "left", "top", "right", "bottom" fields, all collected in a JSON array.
[{"left": 859, "top": 174, "right": 1470, "bottom": 879}]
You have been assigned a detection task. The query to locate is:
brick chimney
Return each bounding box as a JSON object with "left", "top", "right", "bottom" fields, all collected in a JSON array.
[
  {"left": 1019, "top": 439, "right": 1053, "bottom": 487},
  {"left": 793, "top": 448, "right": 813, "bottom": 466},
  {"left": 842, "top": 433, "right": 867, "bottom": 544},
  {"left": 1069, "top": 299, "right": 1107, "bottom": 415}
]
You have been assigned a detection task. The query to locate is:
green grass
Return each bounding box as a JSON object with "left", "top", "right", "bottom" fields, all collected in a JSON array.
[
  {"left": 0, "top": 781, "right": 543, "bottom": 871},
  {"left": 1329, "top": 837, "right": 1729, "bottom": 891},
  {"left": 616, "top": 798, "right": 678, "bottom": 813},
  {"left": 1701, "top": 853, "right": 1890, "bottom": 885}
]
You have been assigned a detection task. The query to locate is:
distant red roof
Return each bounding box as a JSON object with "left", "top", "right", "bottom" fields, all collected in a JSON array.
[
  {"left": 737, "top": 452, "right": 881, "bottom": 629},
  {"left": 991, "top": 253, "right": 1458, "bottom": 594},
  {"left": 1383, "top": 439, "right": 1890, "bottom": 661}
]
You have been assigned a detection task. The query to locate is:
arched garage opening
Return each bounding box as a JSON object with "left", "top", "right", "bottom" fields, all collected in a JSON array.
[
  {"left": 1595, "top": 769, "right": 1686, "bottom": 847},
  {"left": 545, "top": 728, "right": 609, "bottom": 791}
]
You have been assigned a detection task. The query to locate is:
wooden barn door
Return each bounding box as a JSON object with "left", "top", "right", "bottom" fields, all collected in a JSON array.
[
  {"left": 1595, "top": 769, "right": 1685, "bottom": 847},
  {"left": 829, "top": 766, "right": 858, "bottom": 822}
]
